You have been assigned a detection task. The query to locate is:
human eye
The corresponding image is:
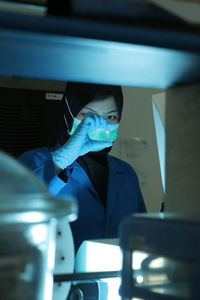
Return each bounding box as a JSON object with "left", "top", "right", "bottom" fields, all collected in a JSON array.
[
  {"left": 106, "top": 115, "right": 118, "bottom": 122},
  {"left": 77, "top": 112, "right": 87, "bottom": 120},
  {"left": 107, "top": 115, "right": 116, "bottom": 120}
]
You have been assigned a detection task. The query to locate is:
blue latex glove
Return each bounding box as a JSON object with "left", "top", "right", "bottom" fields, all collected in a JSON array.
[{"left": 52, "top": 114, "right": 116, "bottom": 170}]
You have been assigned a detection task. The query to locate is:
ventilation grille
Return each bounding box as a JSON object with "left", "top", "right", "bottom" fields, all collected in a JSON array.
[{"left": 0, "top": 87, "right": 61, "bottom": 157}]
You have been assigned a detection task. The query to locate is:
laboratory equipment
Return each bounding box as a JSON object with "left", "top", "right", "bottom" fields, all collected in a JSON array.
[
  {"left": 119, "top": 213, "right": 200, "bottom": 300},
  {"left": 54, "top": 239, "right": 122, "bottom": 299},
  {"left": 0, "top": 150, "right": 77, "bottom": 300}
]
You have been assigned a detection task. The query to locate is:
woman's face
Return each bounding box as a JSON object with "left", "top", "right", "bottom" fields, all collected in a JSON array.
[{"left": 76, "top": 95, "right": 119, "bottom": 124}]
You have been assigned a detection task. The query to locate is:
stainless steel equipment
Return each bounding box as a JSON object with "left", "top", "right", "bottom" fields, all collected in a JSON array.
[
  {"left": 119, "top": 213, "right": 200, "bottom": 300},
  {"left": 0, "top": 150, "right": 77, "bottom": 300}
]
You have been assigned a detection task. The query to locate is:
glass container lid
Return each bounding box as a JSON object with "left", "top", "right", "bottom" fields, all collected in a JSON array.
[{"left": 0, "top": 150, "right": 77, "bottom": 223}]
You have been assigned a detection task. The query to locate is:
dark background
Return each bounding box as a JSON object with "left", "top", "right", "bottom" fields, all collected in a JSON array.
[{"left": 0, "top": 87, "right": 62, "bottom": 157}]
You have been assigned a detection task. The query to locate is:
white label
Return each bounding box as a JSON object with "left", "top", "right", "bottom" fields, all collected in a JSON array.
[{"left": 45, "top": 92, "right": 63, "bottom": 101}]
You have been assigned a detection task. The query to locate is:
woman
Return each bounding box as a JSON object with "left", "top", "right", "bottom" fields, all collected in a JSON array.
[{"left": 19, "top": 82, "right": 146, "bottom": 253}]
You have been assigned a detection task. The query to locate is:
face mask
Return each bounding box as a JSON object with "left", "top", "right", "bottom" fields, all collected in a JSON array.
[
  {"left": 68, "top": 117, "right": 119, "bottom": 146},
  {"left": 68, "top": 117, "right": 81, "bottom": 136},
  {"left": 64, "top": 96, "right": 119, "bottom": 151}
]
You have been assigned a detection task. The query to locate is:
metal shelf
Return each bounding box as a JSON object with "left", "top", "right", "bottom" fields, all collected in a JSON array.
[{"left": 1, "top": 10, "right": 200, "bottom": 88}]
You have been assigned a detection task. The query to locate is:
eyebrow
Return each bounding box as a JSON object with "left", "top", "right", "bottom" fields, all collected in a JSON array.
[{"left": 83, "top": 107, "right": 118, "bottom": 114}]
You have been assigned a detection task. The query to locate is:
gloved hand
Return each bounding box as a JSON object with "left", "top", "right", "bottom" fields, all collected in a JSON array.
[{"left": 52, "top": 114, "right": 117, "bottom": 170}]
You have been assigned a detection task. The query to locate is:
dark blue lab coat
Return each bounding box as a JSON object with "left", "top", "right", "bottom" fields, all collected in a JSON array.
[{"left": 19, "top": 146, "right": 146, "bottom": 252}]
